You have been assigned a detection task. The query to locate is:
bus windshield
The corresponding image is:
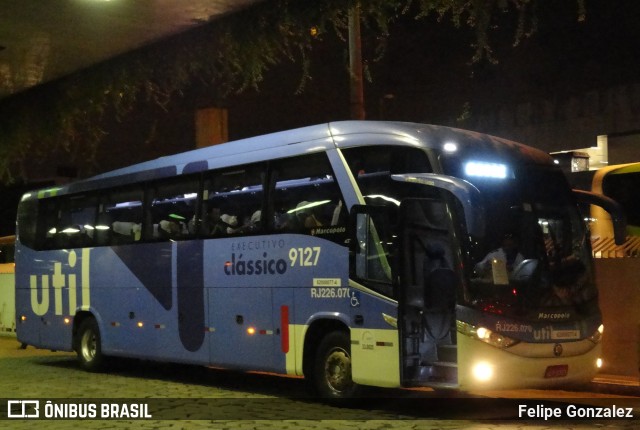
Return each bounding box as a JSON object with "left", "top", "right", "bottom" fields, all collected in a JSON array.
[{"left": 447, "top": 161, "right": 595, "bottom": 319}]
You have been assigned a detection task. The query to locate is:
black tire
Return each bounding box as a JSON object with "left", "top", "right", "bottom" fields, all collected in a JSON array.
[
  {"left": 312, "top": 331, "right": 359, "bottom": 399},
  {"left": 76, "top": 318, "right": 105, "bottom": 372}
]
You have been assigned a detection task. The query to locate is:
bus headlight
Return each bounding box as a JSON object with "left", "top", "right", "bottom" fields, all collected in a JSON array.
[
  {"left": 458, "top": 321, "right": 519, "bottom": 349},
  {"left": 472, "top": 361, "right": 494, "bottom": 382},
  {"left": 588, "top": 324, "right": 604, "bottom": 344}
]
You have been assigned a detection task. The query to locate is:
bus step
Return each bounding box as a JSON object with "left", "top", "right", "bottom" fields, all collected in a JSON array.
[
  {"left": 432, "top": 361, "right": 457, "bottom": 368},
  {"left": 430, "top": 361, "right": 458, "bottom": 382},
  {"left": 409, "top": 363, "right": 458, "bottom": 384},
  {"left": 404, "top": 354, "right": 422, "bottom": 364},
  {"left": 437, "top": 344, "right": 457, "bottom": 363},
  {"left": 426, "top": 381, "right": 459, "bottom": 390}
]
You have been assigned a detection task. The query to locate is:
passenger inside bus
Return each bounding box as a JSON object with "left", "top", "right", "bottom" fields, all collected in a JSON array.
[
  {"left": 201, "top": 207, "right": 231, "bottom": 236},
  {"left": 295, "top": 201, "right": 323, "bottom": 228},
  {"left": 157, "top": 219, "right": 182, "bottom": 239},
  {"left": 474, "top": 233, "right": 524, "bottom": 279},
  {"left": 233, "top": 209, "right": 261, "bottom": 234}
]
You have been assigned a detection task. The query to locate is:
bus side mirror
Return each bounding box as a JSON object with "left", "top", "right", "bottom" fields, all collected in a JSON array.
[
  {"left": 391, "top": 173, "right": 485, "bottom": 238},
  {"left": 572, "top": 189, "right": 627, "bottom": 245}
]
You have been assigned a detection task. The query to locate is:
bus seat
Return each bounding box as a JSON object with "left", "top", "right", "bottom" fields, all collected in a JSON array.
[
  {"left": 423, "top": 200, "right": 449, "bottom": 232},
  {"left": 422, "top": 266, "right": 456, "bottom": 341},
  {"left": 422, "top": 243, "right": 455, "bottom": 341}
]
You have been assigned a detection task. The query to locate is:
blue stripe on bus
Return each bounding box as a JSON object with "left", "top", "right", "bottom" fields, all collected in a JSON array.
[
  {"left": 112, "top": 243, "right": 173, "bottom": 310},
  {"left": 177, "top": 240, "right": 206, "bottom": 352},
  {"left": 182, "top": 160, "right": 209, "bottom": 174}
]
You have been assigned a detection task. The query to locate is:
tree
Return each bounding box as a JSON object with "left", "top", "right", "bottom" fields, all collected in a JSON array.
[{"left": 0, "top": 0, "right": 584, "bottom": 183}]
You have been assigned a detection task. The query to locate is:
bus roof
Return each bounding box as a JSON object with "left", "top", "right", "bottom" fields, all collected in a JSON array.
[
  {"left": 591, "top": 162, "right": 640, "bottom": 193},
  {"left": 23, "top": 121, "right": 553, "bottom": 199}
]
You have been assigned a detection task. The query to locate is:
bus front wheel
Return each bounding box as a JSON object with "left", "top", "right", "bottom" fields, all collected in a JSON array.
[
  {"left": 312, "top": 331, "right": 359, "bottom": 399},
  {"left": 76, "top": 318, "right": 105, "bottom": 372}
]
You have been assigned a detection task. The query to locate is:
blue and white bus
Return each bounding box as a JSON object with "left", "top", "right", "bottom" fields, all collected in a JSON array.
[{"left": 15, "top": 121, "right": 623, "bottom": 397}]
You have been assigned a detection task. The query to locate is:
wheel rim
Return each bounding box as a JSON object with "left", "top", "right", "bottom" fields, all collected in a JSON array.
[
  {"left": 80, "top": 329, "right": 97, "bottom": 363},
  {"left": 323, "top": 347, "right": 352, "bottom": 393}
]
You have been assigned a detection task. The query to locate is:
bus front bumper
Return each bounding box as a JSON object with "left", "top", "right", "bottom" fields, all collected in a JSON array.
[{"left": 457, "top": 334, "right": 602, "bottom": 390}]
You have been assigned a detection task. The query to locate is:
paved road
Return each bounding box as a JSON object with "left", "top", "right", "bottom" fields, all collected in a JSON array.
[{"left": 1, "top": 336, "right": 639, "bottom": 429}]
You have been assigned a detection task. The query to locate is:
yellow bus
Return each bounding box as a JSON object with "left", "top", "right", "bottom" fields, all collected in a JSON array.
[
  {"left": 589, "top": 163, "right": 640, "bottom": 239},
  {"left": 0, "top": 235, "right": 16, "bottom": 335}
]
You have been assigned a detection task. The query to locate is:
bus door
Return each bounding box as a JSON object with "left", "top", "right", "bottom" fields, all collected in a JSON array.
[
  {"left": 349, "top": 206, "right": 401, "bottom": 388},
  {"left": 398, "top": 198, "right": 458, "bottom": 387},
  {"left": 349, "top": 198, "right": 460, "bottom": 388},
  {"left": 393, "top": 173, "right": 486, "bottom": 387}
]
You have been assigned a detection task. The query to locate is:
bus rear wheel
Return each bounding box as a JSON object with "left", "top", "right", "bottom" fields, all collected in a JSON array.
[
  {"left": 76, "top": 318, "right": 105, "bottom": 372},
  {"left": 312, "top": 331, "right": 359, "bottom": 399}
]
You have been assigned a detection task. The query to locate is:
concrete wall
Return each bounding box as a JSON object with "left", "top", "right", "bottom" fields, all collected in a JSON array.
[
  {"left": 470, "top": 83, "right": 640, "bottom": 156},
  {"left": 595, "top": 258, "right": 640, "bottom": 377}
]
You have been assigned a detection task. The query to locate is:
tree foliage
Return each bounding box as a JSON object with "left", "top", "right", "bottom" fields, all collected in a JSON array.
[{"left": 0, "top": 0, "right": 584, "bottom": 183}]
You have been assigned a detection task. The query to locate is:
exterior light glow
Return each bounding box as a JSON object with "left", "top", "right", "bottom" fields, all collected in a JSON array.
[
  {"left": 476, "top": 327, "right": 490, "bottom": 340},
  {"left": 457, "top": 321, "right": 519, "bottom": 348},
  {"left": 472, "top": 361, "right": 494, "bottom": 382},
  {"left": 443, "top": 142, "right": 458, "bottom": 153},
  {"left": 287, "top": 200, "right": 331, "bottom": 214},
  {"left": 589, "top": 324, "right": 604, "bottom": 344},
  {"left": 464, "top": 161, "right": 508, "bottom": 179}
]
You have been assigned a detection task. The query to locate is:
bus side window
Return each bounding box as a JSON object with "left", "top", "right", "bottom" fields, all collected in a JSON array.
[
  {"left": 17, "top": 198, "right": 39, "bottom": 250},
  {"left": 148, "top": 177, "right": 199, "bottom": 241},
  {"left": 58, "top": 196, "right": 98, "bottom": 249},
  {"left": 39, "top": 198, "right": 60, "bottom": 250},
  {"left": 271, "top": 153, "right": 347, "bottom": 242},
  {"left": 101, "top": 187, "right": 144, "bottom": 245},
  {"left": 39, "top": 195, "right": 98, "bottom": 250},
  {"left": 202, "top": 163, "right": 265, "bottom": 237}
]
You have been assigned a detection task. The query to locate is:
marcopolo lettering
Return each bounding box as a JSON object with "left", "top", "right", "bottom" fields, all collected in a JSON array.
[{"left": 224, "top": 252, "right": 287, "bottom": 276}]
